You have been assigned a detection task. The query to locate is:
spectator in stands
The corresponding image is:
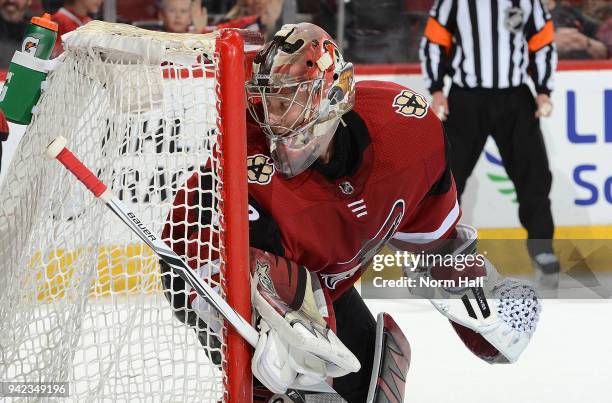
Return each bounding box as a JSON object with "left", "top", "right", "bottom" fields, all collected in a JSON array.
[
  {"left": 157, "top": 0, "right": 208, "bottom": 33},
  {"left": 344, "top": 0, "right": 415, "bottom": 63},
  {"left": 549, "top": 0, "right": 608, "bottom": 59},
  {"left": 43, "top": 0, "right": 64, "bottom": 14},
  {"left": 51, "top": 0, "right": 103, "bottom": 57},
  {"left": 218, "top": 0, "right": 283, "bottom": 39},
  {"left": 0, "top": 0, "right": 32, "bottom": 69},
  {"left": 585, "top": 0, "right": 612, "bottom": 58},
  {"left": 156, "top": 0, "right": 281, "bottom": 39}
]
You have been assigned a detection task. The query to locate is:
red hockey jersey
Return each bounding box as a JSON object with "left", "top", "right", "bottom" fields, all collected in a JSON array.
[{"left": 164, "top": 80, "right": 460, "bottom": 301}]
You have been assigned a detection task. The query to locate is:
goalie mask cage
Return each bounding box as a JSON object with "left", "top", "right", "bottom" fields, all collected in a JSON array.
[{"left": 0, "top": 21, "right": 254, "bottom": 402}]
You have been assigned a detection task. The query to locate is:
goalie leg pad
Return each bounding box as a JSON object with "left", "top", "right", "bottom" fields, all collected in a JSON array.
[{"left": 366, "top": 313, "right": 411, "bottom": 403}]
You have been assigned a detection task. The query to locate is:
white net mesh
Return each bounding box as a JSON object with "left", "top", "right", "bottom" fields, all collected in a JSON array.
[{"left": 0, "top": 21, "right": 239, "bottom": 402}]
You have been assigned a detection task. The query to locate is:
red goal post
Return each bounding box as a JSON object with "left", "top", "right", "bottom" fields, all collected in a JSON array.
[{"left": 217, "top": 28, "right": 255, "bottom": 403}]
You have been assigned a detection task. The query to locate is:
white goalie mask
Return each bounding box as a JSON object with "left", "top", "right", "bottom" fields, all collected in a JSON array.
[{"left": 246, "top": 23, "right": 355, "bottom": 178}]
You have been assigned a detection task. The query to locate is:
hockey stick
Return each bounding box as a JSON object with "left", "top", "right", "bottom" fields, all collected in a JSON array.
[
  {"left": 46, "top": 136, "right": 337, "bottom": 395},
  {"left": 46, "top": 136, "right": 260, "bottom": 347}
]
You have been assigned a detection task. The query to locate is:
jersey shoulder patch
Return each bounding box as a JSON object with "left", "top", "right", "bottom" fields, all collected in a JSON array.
[
  {"left": 392, "top": 89, "right": 429, "bottom": 118},
  {"left": 354, "top": 81, "right": 431, "bottom": 123},
  {"left": 247, "top": 154, "right": 275, "bottom": 185}
]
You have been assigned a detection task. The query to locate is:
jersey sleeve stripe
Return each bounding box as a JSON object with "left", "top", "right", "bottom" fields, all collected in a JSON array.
[{"left": 391, "top": 199, "right": 460, "bottom": 244}]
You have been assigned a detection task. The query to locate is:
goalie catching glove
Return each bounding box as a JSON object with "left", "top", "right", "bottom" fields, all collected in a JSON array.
[
  {"left": 250, "top": 248, "right": 360, "bottom": 394},
  {"left": 394, "top": 224, "right": 541, "bottom": 364},
  {"left": 429, "top": 256, "right": 541, "bottom": 364}
]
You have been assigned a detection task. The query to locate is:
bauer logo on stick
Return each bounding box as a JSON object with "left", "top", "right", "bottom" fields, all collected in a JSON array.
[
  {"left": 393, "top": 90, "right": 428, "bottom": 118},
  {"left": 247, "top": 154, "right": 275, "bottom": 185}
]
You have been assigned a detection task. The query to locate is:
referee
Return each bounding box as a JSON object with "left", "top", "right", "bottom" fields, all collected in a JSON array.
[{"left": 419, "top": 0, "right": 560, "bottom": 280}]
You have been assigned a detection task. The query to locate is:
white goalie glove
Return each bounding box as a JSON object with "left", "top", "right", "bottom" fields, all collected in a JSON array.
[
  {"left": 249, "top": 248, "right": 360, "bottom": 394},
  {"left": 429, "top": 256, "right": 541, "bottom": 363},
  {"left": 393, "top": 224, "right": 541, "bottom": 363}
]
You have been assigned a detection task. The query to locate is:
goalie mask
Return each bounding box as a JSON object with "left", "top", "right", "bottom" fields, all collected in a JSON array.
[{"left": 246, "top": 23, "right": 355, "bottom": 177}]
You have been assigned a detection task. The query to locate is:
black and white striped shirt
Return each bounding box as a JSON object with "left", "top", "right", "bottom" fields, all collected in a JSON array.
[{"left": 420, "top": 0, "right": 557, "bottom": 94}]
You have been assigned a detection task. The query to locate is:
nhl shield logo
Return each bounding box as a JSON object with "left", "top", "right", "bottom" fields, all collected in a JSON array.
[
  {"left": 504, "top": 7, "right": 524, "bottom": 33},
  {"left": 339, "top": 181, "right": 354, "bottom": 195},
  {"left": 247, "top": 154, "right": 275, "bottom": 185},
  {"left": 393, "top": 90, "right": 428, "bottom": 118}
]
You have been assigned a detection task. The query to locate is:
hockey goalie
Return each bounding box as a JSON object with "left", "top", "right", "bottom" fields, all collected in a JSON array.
[{"left": 161, "top": 22, "right": 541, "bottom": 402}]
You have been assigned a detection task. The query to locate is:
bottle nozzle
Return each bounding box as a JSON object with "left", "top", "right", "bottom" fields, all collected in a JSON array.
[{"left": 31, "top": 13, "right": 59, "bottom": 32}]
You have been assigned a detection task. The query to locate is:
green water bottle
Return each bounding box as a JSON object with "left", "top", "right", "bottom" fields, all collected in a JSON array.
[{"left": 0, "top": 13, "right": 58, "bottom": 125}]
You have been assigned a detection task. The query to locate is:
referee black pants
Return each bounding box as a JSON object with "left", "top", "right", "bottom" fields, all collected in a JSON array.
[{"left": 445, "top": 84, "right": 554, "bottom": 257}]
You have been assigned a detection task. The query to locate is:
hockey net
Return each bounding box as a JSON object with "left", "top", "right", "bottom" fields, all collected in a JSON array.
[{"left": 0, "top": 21, "right": 255, "bottom": 402}]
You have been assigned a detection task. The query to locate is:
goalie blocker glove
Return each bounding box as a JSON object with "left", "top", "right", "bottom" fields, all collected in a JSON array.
[
  {"left": 268, "top": 313, "right": 412, "bottom": 403},
  {"left": 250, "top": 248, "right": 360, "bottom": 394}
]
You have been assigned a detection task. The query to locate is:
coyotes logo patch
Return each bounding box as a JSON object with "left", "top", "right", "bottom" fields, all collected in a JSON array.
[
  {"left": 320, "top": 199, "right": 406, "bottom": 290},
  {"left": 255, "top": 259, "right": 276, "bottom": 296},
  {"left": 393, "top": 90, "right": 428, "bottom": 118},
  {"left": 247, "top": 154, "right": 275, "bottom": 185}
]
